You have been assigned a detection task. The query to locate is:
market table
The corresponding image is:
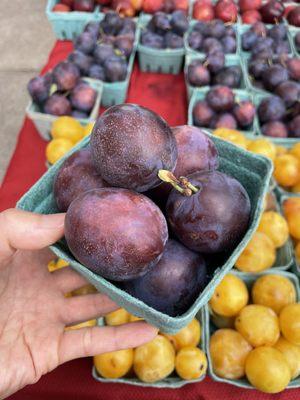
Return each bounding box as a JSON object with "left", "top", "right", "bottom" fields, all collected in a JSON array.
[{"left": 1, "top": 41, "right": 299, "bottom": 400}]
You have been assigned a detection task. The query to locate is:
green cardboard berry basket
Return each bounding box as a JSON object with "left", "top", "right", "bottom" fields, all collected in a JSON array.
[
  {"left": 184, "top": 54, "right": 248, "bottom": 100},
  {"left": 187, "top": 88, "right": 258, "bottom": 136},
  {"left": 184, "top": 20, "right": 240, "bottom": 58},
  {"left": 137, "top": 15, "right": 186, "bottom": 74},
  {"left": 17, "top": 129, "right": 272, "bottom": 333},
  {"left": 26, "top": 78, "right": 103, "bottom": 141},
  {"left": 289, "top": 27, "right": 300, "bottom": 56},
  {"left": 46, "top": 0, "right": 101, "bottom": 40},
  {"left": 254, "top": 93, "right": 300, "bottom": 145},
  {"left": 205, "top": 269, "right": 300, "bottom": 389},
  {"left": 92, "top": 308, "right": 207, "bottom": 388},
  {"left": 233, "top": 190, "right": 294, "bottom": 273}
]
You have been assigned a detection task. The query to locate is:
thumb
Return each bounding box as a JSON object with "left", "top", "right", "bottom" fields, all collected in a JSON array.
[{"left": 0, "top": 209, "right": 65, "bottom": 259}]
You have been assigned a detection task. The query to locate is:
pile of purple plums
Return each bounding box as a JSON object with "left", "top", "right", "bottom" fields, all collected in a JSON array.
[
  {"left": 54, "top": 104, "right": 251, "bottom": 316},
  {"left": 27, "top": 64, "right": 97, "bottom": 118},
  {"left": 248, "top": 55, "right": 300, "bottom": 95},
  {"left": 140, "top": 10, "right": 188, "bottom": 49},
  {"left": 242, "top": 22, "right": 291, "bottom": 57},
  {"left": 69, "top": 12, "right": 136, "bottom": 82},
  {"left": 258, "top": 95, "right": 300, "bottom": 138},
  {"left": 188, "top": 19, "right": 237, "bottom": 55},
  {"left": 193, "top": 86, "right": 256, "bottom": 130},
  {"left": 187, "top": 58, "right": 243, "bottom": 89}
]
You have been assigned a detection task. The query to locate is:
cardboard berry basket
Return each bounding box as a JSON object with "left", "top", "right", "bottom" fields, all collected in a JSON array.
[
  {"left": 46, "top": 0, "right": 101, "bottom": 40},
  {"left": 184, "top": 19, "right": 240, "bottom": 58},
  {"left": 289, "top": 26, "right": 300, "bottom": 56},
  {"left": 26, "top": 78, "right": 103, "bottom": 141},
  {"left": 184, "top": 54, "right": 248, "bottom": 100},
  {"left": 137, "top": 15, "right": 186, "bottom": 74},
  {"left": 205, "top": 269, "right": 300, "bottom": 389},
  {"left": 187, "top": 88, "right": 258, "bottom": 136},
  {"left": 92, "top": 308, "right": 207, "bottom": 388},
  {"left": 17, "top": 130, "right": 272, "bottom": 334}
]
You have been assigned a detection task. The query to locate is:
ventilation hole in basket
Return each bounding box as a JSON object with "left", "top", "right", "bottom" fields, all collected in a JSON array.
[
  {"left": 170, "top": 66, "right": 174, "bottom": 74},
  {"left": 158, "top": 66, "right": 162, "bottom": 73},
  {"left": 63, "top": 31, "right": 66, "bottom": 39}
]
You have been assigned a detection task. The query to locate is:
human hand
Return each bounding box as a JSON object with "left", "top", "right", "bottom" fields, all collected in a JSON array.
[{"left": 0, "top": 209, "right": 158, "bottom": 399}]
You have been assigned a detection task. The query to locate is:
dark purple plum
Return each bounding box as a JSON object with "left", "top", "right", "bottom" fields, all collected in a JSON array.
[
  {"left": 252, "top": 22, "right": 267, "bottom": 37},
  {"left": 262, "top": 65, "right": 289, "bottom": 91},
  {"left": 54, "top": 148, "right": 108, "bottom": 212},
  {"left": 203, "top": 38, "right": 223, "bottom": 54},
  {"left": 68, "top": 51, "right": 93, "bottom": 75},
  {"left": 84, "top": 21, "right": 100, "bottom": 39},
  {"left": 205, "top": 20, "right": 226, "bottom": 39},
  {"left": 91, "top": 104, "right": 178, "bottom": 192},
  {"left": 221, "top": 36, "right": 237, "bottom": 54},
  {"left": 187, "top": 60, "right": 211, "bottom": 87},
  {"left": 273, "top": 40, "right": 290, "bottom": 55},
  {"left": 103, "top": 56, "right": 127, "bottom": 82},
  {"left": 242, "top": 30, "right": 258, "bottom": 51},
  {"left": 258, "top": 96, "right": 286, "bottom": 123},
  {"left": 206, "top": 85, "right": 235, "bottom": 112},
  {"left": 166, "top": 170, "right": 251, "bottom": 253},
  {"left": 100, "top": 12, "right": 123, "bottom": 35},
  {"left": 151, "top": 12, "right": 171, "bottom": 34},
  {"left": 70, "top": 82, "right": 97, "bottom": 113},
  {"left": 74, "top": 32, "right": 96, "bottom": 55},
  {"left": 71, "top": 110, "right": 89, "bottom": 119},
  {"left": 211, "top": 113, "right": 237, "bottom": 129},
  {"left": 193, "top": 21, "right": 207, "bottom": 34},
  {"left": 287, "top": 58, "right": 300, "bottom": 81},
  {"left": 164, "top": 32, "right": 184, "bottom": 48},
  {"left": 188, "top": 31, "right": 203, "bottom": 51},
  {"left": 44, "top": 94, "right": 72, "bottom": 116},
  {"left": 212, "top": 66, "right": 242, "bottom": 88},
  {"left": 170, "top": 10, "right": 188, "bottom": 35},
  {"left": 27, "top": 75, "right": 51, "bottom": 105},
  {"left": 53, "top": 61, "right": 80, "bottom": 91},
  {"left": 88, "top": 64, "right": 105, "bottom": 80},
  {"left": 252, "top": 37, "right": 274, "bottom": 56},
  {"left": 114, "top": 36, "right": 134, "bottom": 58},
  {"left": 205, "top": 51, "right": 225, "bottom": 74},
  {"left": 193, "top": 100, "right": 215, "bottom": 127},
  {"left": 65, "top": 188, "right": 168, "bottom": 281},
  {"left": 141, "top": 31, "right": 164, "bottom": 49},
  {"left": 225, "top": 26, "right": 235, "bottom": 37},
  {"left": 261, "top": 121, "right": 288, "bottom": 138},
  {"left": 233, "top": 101, "right": 256, "bottom": 128},
  {"left": 123, "top": 239, "right": 207, "bottom": 316},
  {"left": 289, "top": 115, "right": 300, "bottom": 138},
  {"left": 93, "top": 44, "right": 115, "bottom": 66},
  {"left": 269, "top": 24, "right": 287, "bottom": 41},
  {"left": 248, "top": 59, "right": 268, "bottom": 79},
  {"left": 275, "top": 81, "right": 300, "bottom": 107}
]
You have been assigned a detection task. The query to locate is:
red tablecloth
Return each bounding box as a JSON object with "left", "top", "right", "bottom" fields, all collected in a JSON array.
[{"left": 1, "top": 42, "right": 299, "bottom": 400}]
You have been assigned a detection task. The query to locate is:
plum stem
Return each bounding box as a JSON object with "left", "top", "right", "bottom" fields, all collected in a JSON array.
[
  {"left": 158, "top": 170, "right": 198, "bottom": 196},
  {"left": 50, "top": 83, "right": 58, "bottom": 96}
]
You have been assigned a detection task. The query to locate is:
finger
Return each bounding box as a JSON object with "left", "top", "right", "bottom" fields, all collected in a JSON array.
[
  {"left": 0, "top": 209, "right": 65, "bottom": 259},
  {"left": 59, "top": 322, "right": 158, "bottom": 363},
  {"left": 52, "top": 267, "right": 88, "bottom": 293},
  {"left": 61, "top": 293, "right": 119, "bottom": 325}
]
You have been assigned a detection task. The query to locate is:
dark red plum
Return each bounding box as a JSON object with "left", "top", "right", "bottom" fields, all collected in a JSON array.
[
  {"left": 193, "top": 100, "right": 215, "bottom": 127},
  {"left": 212, "top": 66, "right": 242, "bottom": 88},
  {"left": 233, "top": 101, "right": 256, "bottom": 128},
  {"left": 65, "top": 188, "right": 168, "bottom": 281},
  {"left": 123, "top": 239, "right": 207, "bottom": 316},
  {"left": 103, "top": 56, "right": 127, "bottom": 82},
  {"left": 258, "top": 96, "right": 286, "bottom": 123},
  {"left": 88, "top": 64, "right": 105, "bottom": 80},
  {"left": 27, "top": 75, "right": 51, "bottom": 105},
  {"left": 206, "top": 85, "right": 235, "bottom": 112},
  {"left": 114, "top": 36, "right": 134, "bottom": 57},
  {"left": 54, "top": 148, "right": 108, "bottom": 212},
  {"left": 166, "top": 170, "right": 251, "bottom": 253},
  {"left": 44, "top": 94, "right": 72, "bottom": 116},
  {"left": 53, "top": 61, "right": 80, "bottom": 91},
  {"left": 70, "top": 82, "right": 96, "bottom": 113},
  {"left": 262, "top": 65, "right": 289, "bottom": 91},
  {"left": 289, "top": 116, "right": 300, "bottom": 138},
  {"left": 91, "top": 104, "right": 177, "bottom": 192},
  {"left": 164, "top": 32, "right": 184, "bottom": 48},
  {"left": 187, "top": 61, "right": 211, "bottom": 87},
  {"left": 275, "top": 81, "right": 300, "bottom": 107},
  {"left": 68, "top": 51, "right": 93, "bottom": 75},
  {"left": 73, "top": 0, "right": 95, "bottom": 11},
  {"left": 261, "top": 121, "right": 288, "bottom": 138},
  {"left": 212, "top": 113, "right": 237, "bottom": 129},
  {"left": 287, "top": 6, "right": 300, "bottom": 26},
  {"left": 74, "top": 32, "right": 96, "bottom": 55},
  {"left": 287, "top": 58, "right": 300, "bottom": 81},
  {"left": 260, "top": 0, "right": 284, "bottom": 23},
  {"left": 205, "top": 51, "right": 225, "bottom": 74}
]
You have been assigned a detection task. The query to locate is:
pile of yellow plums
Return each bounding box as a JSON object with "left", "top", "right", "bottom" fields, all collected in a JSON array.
[
  {"left": 46, "top": 116, "right": 95, "bottom": 165},
  {"left": 94, "top": 309, "right": 207, "bottom": 383},
  {"left": 213, "top": 129, "right": 300, "bottom": 193},
  {"left": 209, "top": 273, "right": 300, "bottom": 393},
  {"left": 283, "top": 197, "right": 300, "bottom": 265}
]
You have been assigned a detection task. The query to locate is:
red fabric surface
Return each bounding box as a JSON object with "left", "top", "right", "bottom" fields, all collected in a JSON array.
[{"left": 1, "top": 42, "right": 299, "bottom": 400}]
